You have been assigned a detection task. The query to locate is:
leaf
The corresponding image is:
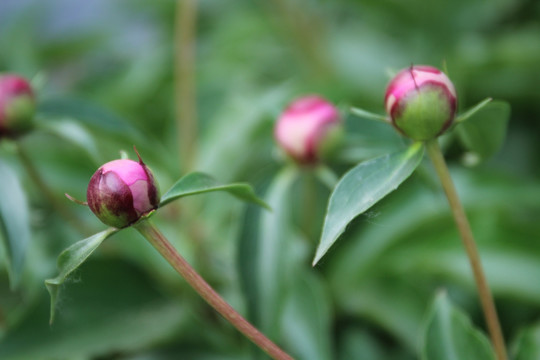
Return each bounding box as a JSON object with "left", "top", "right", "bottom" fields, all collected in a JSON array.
[
  {"left": 159, "top": 172, "right": 269, "bottom": 209},
  {"left": 326, "top": 168, "right": 540, "bottom": 350},
  {"left": 36, "top": 118, "right": 100, "bottom": 164},
  {"left": 255, "top": 167, "right": 298, "bottom": 338},
  {"left": 37, "top": 97, "right": 139, "bottom": 138},
  {"left": 1, "top": 259, "right": 186, "bottom": 360},
  {"left": 457, "top": 100, "right": 511, "bottom": 160},
  {"left": 282, "top": 270, "right": 332, "bottom": 360},
  {"left": 0, "top": 159, "right": 31, "bottom": 289},
  {"left": 422, "top": 291, "right": 495, "bottom": 360},
  {"left": 45, "top": 228, "right": 118, "bottom": 324},
  {"left": 313, "top": 142, "right": 424, "bottom": 265},
  {"left": 513, "top": 323, "right": 540, "bottom": 360}
]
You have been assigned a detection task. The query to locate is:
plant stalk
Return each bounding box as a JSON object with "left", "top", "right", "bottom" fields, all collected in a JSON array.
[
  {"left": 134, "top": 220, "right": 294, "bottom": 360},
  {"left": 175, "top": 0, "right": 198, "bottom": 172},
  {"left": 425, "top": 139, "right": 507, "bottom": 360}
]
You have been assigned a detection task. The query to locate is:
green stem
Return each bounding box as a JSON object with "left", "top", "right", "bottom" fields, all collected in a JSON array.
[
  {"left": 314, "top": 164, "right": 338, "bottom": 190},
  {"left": 425, "top": 139, "right": 507, "bottom": 360},
  {"left": 175, "top": 0, "right": 198, "bottom": 172},
  {"left": 134, "top": 220, "right": 294, "bottom": 360},
  {"left": 15, "top": 143, "right": 92, "bottom": 236}
]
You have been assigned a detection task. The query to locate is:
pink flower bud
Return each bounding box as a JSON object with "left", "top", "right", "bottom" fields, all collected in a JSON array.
[
  {"left": 0, "top": 74, "right": 36, "bottom": 137},
  {"left": 384, "top": 65, "right": 457, "bottom": 140},
  {"left": 274, "top": 96, "right": 342, "bottom": 164},
  {"left": 87, "top": 157, "right": 160, "bottom": 228}
]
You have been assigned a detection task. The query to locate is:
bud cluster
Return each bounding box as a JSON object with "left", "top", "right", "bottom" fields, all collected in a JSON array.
[{"left": 0, "top": 74, "right": 36, "bottom": 138}]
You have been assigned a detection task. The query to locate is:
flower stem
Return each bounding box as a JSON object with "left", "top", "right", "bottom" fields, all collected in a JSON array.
[
  {"left": 15, "top": 142, "right": 92, "bottom": 236},
  {"left": 175, "top": 0, "right": 198, "bottom": 172},
  {"left": 134, "top": 220, "right": 294, "bottom": 360},
  {"left": 425, "top": 139, "right": 507, "bottom": 360}
]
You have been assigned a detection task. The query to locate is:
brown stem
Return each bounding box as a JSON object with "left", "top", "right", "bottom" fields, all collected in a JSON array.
[
  {"left": 270, "top": 0, "right": 331, "bottom": 79},
  {"left": 425, "top": 139, "right": 507, "bottom": 360},
  {"left": 175, "top": 0, "right": 198, "bottom": 172},
  {"left": 134, "top": 220, "right": 294, "bottom": 360},
  {"left": 16, "top": 143, "right": 92, "bottom": 236}
]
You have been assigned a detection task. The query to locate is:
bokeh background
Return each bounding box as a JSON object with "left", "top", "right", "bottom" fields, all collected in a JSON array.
[{"left": 1, "top": 0, "right": 540, "bottom": 359}]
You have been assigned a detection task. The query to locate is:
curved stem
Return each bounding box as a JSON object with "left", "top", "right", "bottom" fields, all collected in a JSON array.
[
  {"left": 175, "top": 0, "right": 198, "bottom": 172},
  {"left": 425, "top": 139, "right": 507, "bottom": 360},
  {"left": 15, "top": 143, "right": 92, "bottom": 236},
  {"left": 134, "top": 220, "right": 294, "bottom": 360}
]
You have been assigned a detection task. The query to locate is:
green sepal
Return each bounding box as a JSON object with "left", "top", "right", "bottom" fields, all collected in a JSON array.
[{"left": 394, "top": 89, "right": 452, "bottom": 141}]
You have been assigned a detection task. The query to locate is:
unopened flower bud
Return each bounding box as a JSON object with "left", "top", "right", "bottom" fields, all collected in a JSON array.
[
  {"left": 384, "top": 65, "right": 457, "bottom": 141},
  {"left": 274, "top": 95, "right": 342, "bottom": 164},
  {"left": 87, "top": 156, "right": 160, "bottom": 228},
  {"left": 0, "top": 74, "right": 36, "bottom": 137}
]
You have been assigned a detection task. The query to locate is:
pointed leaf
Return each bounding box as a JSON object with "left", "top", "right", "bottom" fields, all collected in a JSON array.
[
  {"left": 350, "top": 106, "right": 389, "bottom": 123},
  {"left": 0, "top": 159, "right": 31, "bottom": 288},
  {"left": 282, "top": 270, "right": 332, "bottom": 360},
  {"left": 513, "top": 323, "right": 540, "bottom": 360},
  {"left": 2, "top": 259, "right": 186, "bottom": 360},
  {"left": 256, "top": 167, "right": 298, "bottom": 338},
  {"left": 159, "top": 172, "right": 269, "bottom": 209},
  {"left": 45, "top": 228, "right": 118, "bottom": 324},
  {"left": 455, "top": 98, "right": 493, "bottom": 124},
  {"left": 422, "top": 291, "right": 495, "bottom": 360},
  {"left": 457, "top": 100, "right": 511, "bottom": 160},
  {"left": 313, "top": 143, "right": 424, "bottom": 265}
]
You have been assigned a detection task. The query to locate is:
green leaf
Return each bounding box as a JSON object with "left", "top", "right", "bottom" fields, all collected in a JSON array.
[
  {"left": 37, "top": 97, "right": 139, "bottom": 138},
  {"left": 422, "top": 291, "right": 495, "bottom": 360},
  {"left": 36, "top": 119, "right": 100, "bottom": 164},
  {"left": 45, "top": 228, "right": 118, "bottom": 324},
  {"left": 0, "top": 159, "right": 31, "bottom": 289},
  {"left": 159, "top": 172, "right": 269, "bottom": 209},
  {"left": 255, "top": 167, "right": 298, "bottom": 338},
  {"left": 313, "top": 143, "right": 424, "bottom": 265},
  {"left": 457, "top": 100, "right": 511, "bottom": 160},
  {"left": 282, "top": 270, "right": 332, "bottom": 360},
  {"left": 1, "top": 259, "right": 186, "bottom": 360},
  {"left": 513, "top": 323, "right": 540, "bottom": 360}
]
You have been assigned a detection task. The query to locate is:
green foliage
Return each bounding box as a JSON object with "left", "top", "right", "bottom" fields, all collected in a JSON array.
[
  {"left": 160, "top": 172, "right": 269, "bottom": 209},
  {"left": 1, "top": 259, "right": 186, "bottom": 360},
  {"left": 513, "top": 323, "right": 540, "bottom": 360},
  {"left": 252, "top": 167, "right": 298, "bottom": 339},
  {"left": 314, "top": 142, "right": 424, "bottom": 265},
  {"left": 0, "top": 0, "right": 539, "bottom": 359},
  {"left": 457, "top": 100, "right": 511, "bottom": 162},
  {"left": 45, "top": 228, "right": 118, "bottom": 324},
  {"left": 422, "top": 291, "right": 495, "bottom": 360},
  {"left": 0, "top": 159, "right": 30, "bottom": 288}
]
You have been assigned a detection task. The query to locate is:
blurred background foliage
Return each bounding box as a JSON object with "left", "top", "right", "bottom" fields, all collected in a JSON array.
[{"left": 0, "top": 0, "right": 539, "bottom": 359}]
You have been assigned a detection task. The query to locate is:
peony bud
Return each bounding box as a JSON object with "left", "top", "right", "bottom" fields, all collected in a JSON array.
[
  {"left": 87, "top": 156, "right": 160, "bottom": 228},
  {"left": 384, "top": 65, "right": 457, "bottom": 141},
  {"left": 274, "top": 95, "right": 342, "bottom": 164},
  {"left": 0, "top": 74, "right": 36, "bottom": 138}
]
